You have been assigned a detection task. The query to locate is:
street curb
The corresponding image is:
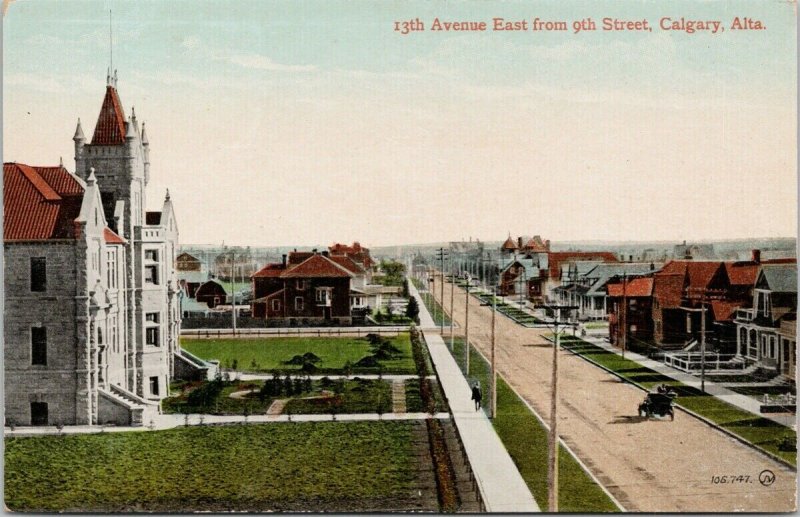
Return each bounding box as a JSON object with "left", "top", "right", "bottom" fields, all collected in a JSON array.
[{"left": 557, "top": 340, "right": 798, "bottom": 473}]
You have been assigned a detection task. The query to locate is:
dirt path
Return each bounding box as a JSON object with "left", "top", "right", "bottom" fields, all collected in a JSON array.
[
  {"left": 432, "top": 278, "right": 796, "bottom": 512},
  {"left": 392, "top": 380, "right": 407, "bottom": 413}
]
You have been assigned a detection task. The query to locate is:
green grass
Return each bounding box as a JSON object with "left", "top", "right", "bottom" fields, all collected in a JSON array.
[
  {"left": 446, "top": 338, "right": 618, "bottom": 512},
  {"left": 5, "top": 422, "right": 421, "bottom": 512},
  {"left": 283, "top": 379, "right": 392, "bottom": 414},
  {"left": 181, "top": 334, "right": 415, "bottom": 374},
  {"left": 558, "top": 336, "right": 797, "bottom": 465},
  {"left": 418, "top": 292, "right": 451, "bottom": 327},
  {"left": 404, "top": 379, "right": 447, "bottom": 413},
  {"left": 162, "top": 379, "right": 275, "bottom": 415}
]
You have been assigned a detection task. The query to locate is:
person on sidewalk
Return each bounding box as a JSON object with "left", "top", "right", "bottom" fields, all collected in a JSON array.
[{"left": 471, "top": 382, "right": 482, "bottom": 411}]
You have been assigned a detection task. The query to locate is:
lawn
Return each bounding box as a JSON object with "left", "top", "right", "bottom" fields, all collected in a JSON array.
[
  {"left": 404, "top": 378, "right": 447, "bottom": 413},
  {"left": 558, "top": 336, "right": 797, "bottom": 465},
  {"left": 5, "top": 422, "right": 427, "bottom": 512},
  {"left": 283, "top": 378, "right": 393, "bottom": 414},
  {"left": 446, "top": 337, "right": 618, "bottom": 512},
  {"left": 181, "top": 334, "right": 415, "bottom": 374}
]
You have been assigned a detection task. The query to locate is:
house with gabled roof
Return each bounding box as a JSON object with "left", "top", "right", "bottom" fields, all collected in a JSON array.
[
  {"left": 734, "top": 264, "right": 797, "bottom": 380},
  {"left": 251, "top": 251, "right": 354, "bottom": 325}
]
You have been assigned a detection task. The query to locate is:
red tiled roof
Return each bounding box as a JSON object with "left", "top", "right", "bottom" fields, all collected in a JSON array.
[
  {"left": 330, "top": 242, "right": 365, "bottom": 254},
  {"left": 711, "top": 300, "right": 741, "bottom": 322},
  {"left": 288, "top": 251, "right": 314, "bottom": 265},
  {"left": 607, "top": 277, "right": 653, "bottom": 297},
  {"left": 329, "top": 255, "right": 366, "bottom": 275},
  {"left": 281, "top": 254, "right": 353, "bottom": 278},
  {"left": 92, "top": 86, "right": 127, "bottom": 145},
  {"left": 501, "top": 236, "right": 518, "bottom": 250},
  {"left": 252, "top": 263, "right": 286, "bottom": 278},
  {"left": 685, "top": 261, "right": 722, "bottom": 290},
  {"left": 4, "top": 163, "right": 83, "bottom": 240},
  {"left": 104, "top": 227, "right": 126, "bottom": 244},
  {"left": 33, "top": 166, "right": 84, "bottom": 196},
  {"left": 523, "top": 235, "right": 548, "bottom": 252},
  {"left": 547, "top": 252, "right": 618, "bottom": 279},
  {"left": 725, "top": 262, "right": 760, "bottom": 286}
]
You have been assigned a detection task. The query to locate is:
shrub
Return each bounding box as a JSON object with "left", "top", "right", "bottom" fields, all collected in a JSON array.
[
  {"left": 301, "top": 361, "right": 318, "bottom": 374},
  {"left": 405, "top": 297, "right": 419, "bottom": 320},
  {"left": 187, "top": 379, "right": 225, "bottom": 407},
  {"left": 365, "top": 333, "right": 382, "bottom": 345},
  {"left": 355, "top": 355, "right": 380, "bottom": 368}
]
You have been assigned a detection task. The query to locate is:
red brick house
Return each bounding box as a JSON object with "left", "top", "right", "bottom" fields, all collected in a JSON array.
[
  {"left": 251, "top": 251, "right": 353, "bottom": 325},
  {"left": 607, "top": 277, "right": 655, "bottom": 348}
]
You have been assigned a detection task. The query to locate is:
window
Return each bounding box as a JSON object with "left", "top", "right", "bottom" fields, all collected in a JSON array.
[
  {"left": 30, "top": 402, "right": 48, "bottom": 426},
  {"left": 30, "top": 257, "right": 47, "bottom": 292},
  {"left": 296, "top": 279, "right": 306, "bottom": 290},
  {"left": 106, "top": 250, "right": 117, "bottom": 288},
  {"left": 31, "top": 327, "right": 47, "bottom": 366},
  {"left": 316, "top": 288, "right": 332, "bottom": 305},
  {"left": 146, "top": 312, "right": 160, "bottom": 323},
  {"left": 150, "top": 376, "right": 160, "bottom": 396},
  {"left": 271, "top": 299, "right": 281, "bottom": 312},
  {"left": 295, "top": 297, "right": 304, "bottom": 311},
  {"left": 145, "top": 249, "right": 159, "bottom": 262},
  {"left": 145, "top": 265, "right": 159, "bottom": 285},
  {"left": 146, "top": 327, "right": 160, "bottom": 347}
]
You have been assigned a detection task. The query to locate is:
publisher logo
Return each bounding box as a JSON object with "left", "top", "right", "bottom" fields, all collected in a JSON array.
[{"left": 759, "top": 470, "right": 776, "bottom": 486}]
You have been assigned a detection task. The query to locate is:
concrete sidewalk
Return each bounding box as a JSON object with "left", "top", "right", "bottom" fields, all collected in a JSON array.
[
  {"left": 578, "top": 335, "right": 796, "bottom": 428},
  {"left": 409, "top": 280, "right": 540, "bottom": 512},
  {"left": 5, "top": 412, "right": 451, "bottom": 438}
]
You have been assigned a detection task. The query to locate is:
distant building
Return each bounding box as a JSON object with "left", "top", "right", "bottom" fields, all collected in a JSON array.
[
  {"left": 176, "top": 252, "right": 202, "bottom": 271},
  {"left": 673, "top": 240, "right": 717, "bottom": 260}
]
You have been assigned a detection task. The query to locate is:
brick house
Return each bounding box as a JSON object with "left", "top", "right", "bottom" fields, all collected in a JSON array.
[
  {"left": 251, "top": 251, "right": 354, "bottom": 325},
  {"left": 607, "top": 277, "right": 655, "bottom": 348}
]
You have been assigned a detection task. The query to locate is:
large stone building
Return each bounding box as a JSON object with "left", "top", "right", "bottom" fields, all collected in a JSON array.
[{"left": 4, "top": 73, "right": 208, "bottom": 426}]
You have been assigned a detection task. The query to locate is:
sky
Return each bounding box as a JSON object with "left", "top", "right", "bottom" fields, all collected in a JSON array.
[{"left": 3, "top": 0, "right": 797, "bottom": 247}]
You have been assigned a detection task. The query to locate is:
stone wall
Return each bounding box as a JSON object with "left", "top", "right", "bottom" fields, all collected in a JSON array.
[{"left": 4, "top": 242, "right": 80, "bottom": 425}]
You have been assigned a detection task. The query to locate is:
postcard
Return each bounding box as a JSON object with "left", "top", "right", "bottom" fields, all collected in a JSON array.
[{"left": 2, "top": 0, "right": 797, "bottom": 513}]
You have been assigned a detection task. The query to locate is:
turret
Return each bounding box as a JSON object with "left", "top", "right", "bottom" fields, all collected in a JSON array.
[
  {"left": 73, "top": 118, "right": 86, "bottom": 177},
  {"left": 141, "top": 121, "right": 150, "bottom": 185}
]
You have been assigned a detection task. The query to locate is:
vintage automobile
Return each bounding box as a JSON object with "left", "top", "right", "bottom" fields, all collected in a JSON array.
[{"left": 638, "top": 387, "right": 677, "bottom": 420}]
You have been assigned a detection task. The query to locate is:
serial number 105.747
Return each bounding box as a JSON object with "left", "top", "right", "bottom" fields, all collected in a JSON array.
[{"left": 711, "top": 475, "right": 751, "bottom": 484}]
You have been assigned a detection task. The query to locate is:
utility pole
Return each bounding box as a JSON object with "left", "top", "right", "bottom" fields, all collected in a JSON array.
[
  {"left": 701, "top": 290, "right": 706, "bottom": 393},
  {"left": 535, "top": 302, "right": 578, "bottom": 513},
  {"left": 621, "top": 272, "right": 627, "bottom": 359},
  {"left": 450, "top": 254, "right": 455, "bottom": 352},
  {"left": 229, "top": 249, "right": 237, "bottom": 335},
  {"left": 465, "top": 273, "right": 471, "bottom": 374},
  {"left": 436, "top": 248, "right": 448, "bottom": 336},
  {"left": 491, "top": 285, "right": 497, "bottom": 418}
]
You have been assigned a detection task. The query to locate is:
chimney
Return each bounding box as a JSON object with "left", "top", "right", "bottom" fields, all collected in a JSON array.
[
  {"left": 282, "top": 254, "right": 287, "bottom": 267},
  {"left": 518, "top": 237, "right": 523, "bottom": 248},
  {"left": 752, "top": 249, "right": 761, "bottom": 264},
  {"left": 629, "top": 255, "right": 633, "bottom": 262},
  {"left": 545, "top": 239, "right": 551, "bottom": 250}
]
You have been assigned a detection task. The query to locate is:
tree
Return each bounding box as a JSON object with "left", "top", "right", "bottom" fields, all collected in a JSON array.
[
  {"left": 402, "top": 279, "right": 410, "bottom": 298},
  {"left": 405, "top": 297, "right": 420, "bottom": 321}
]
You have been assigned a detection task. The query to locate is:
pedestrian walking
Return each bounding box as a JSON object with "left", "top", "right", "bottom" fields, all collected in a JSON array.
[{"left": 471, "top": 381, "right": 482, "bottom": 411}]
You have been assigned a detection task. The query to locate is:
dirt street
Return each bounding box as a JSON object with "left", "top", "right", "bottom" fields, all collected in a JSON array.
[{"left": 432, "top": 278, "right": 796, "bottom": 512}]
